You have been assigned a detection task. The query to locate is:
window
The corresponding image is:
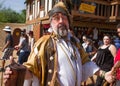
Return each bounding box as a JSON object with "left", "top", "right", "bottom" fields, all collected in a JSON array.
[{"left": 40, "top": 0, "right": 45, "bottom": 9}]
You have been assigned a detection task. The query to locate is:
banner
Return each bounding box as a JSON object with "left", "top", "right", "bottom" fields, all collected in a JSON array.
[{"left": 79, "top": 3, "right": 96, "bottom": 13}]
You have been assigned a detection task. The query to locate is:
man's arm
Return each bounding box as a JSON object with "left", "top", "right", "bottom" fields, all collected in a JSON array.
[
  {"left": 109, "top": 44, "right": 117, "bottom": 58},
  {"left": 91, "top": 53, "right": 97, "bottom": 61},
  {"left": 2, "top": 41, "right": 10, "bottom": 52}
]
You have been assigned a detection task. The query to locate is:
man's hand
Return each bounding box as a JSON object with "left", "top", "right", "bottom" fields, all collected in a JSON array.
[
  {"left": 3, "top": 67, "right": 12, "bottom": 84},
  {"left": 3, "top": 56, "right": 15, "bottom": 84}
]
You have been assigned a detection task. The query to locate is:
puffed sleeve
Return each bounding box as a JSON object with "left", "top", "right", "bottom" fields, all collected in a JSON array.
[{"left": 24, "top": 35, "right": 50, "bottom": 79}]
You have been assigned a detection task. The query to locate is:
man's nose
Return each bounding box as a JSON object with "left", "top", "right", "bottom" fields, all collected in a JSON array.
[{"left": 59, "top": 17, "right": 64, "bottom": 22}]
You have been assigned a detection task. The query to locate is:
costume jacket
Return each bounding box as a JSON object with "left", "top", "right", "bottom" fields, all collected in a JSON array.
[{"left": 24, "top": 33, "right": 90, "bottom": 86}]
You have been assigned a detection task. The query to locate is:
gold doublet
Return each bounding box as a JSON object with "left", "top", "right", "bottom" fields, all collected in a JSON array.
[{"left": 24, "top": 34, "right": 90, "bottom": 86}]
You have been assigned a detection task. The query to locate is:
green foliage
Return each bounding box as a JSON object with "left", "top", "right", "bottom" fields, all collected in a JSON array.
[
  {"left": 0, "top": 3, "right": 26, "bottom": 23},
  {"left": 18, "top": 9, "right": 26, "bottom": 23}
]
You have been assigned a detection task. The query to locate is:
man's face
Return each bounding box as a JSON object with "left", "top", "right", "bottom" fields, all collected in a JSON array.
[
  {"left": 51, "top": 13, "right": 69, "bottom": 38},
  {"left": 117, "top": 28, "right": 120, "bottom": 37}
]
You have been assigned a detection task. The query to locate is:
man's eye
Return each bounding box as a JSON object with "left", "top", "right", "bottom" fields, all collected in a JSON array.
[{"left": 54, "top": 17, "right": 59, "bottom": 20}]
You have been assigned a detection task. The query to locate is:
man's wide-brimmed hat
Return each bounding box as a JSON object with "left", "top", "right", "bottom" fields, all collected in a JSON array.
[
  {"left": 3, "top": 26, "right": 11, "bottom": 32},
  {"left": 48, "top": 2, "right": 72, "bottom": 24},
  {"left": 48, "top": 2, "right": 70, "bottom": 17}
]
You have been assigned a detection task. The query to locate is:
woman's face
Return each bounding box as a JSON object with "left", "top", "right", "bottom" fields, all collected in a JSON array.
[
  {"left": 82, "top": 36, "right": 87, "bottom": 42},
  {"left": 103, "top": 36, "right": 111, "bottom": 45}
]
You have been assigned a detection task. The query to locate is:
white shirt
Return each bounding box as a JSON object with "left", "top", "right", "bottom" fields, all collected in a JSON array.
[
  {"left": 57, "top": 39, "right": 99, "bottom": 86},
  {"left": 82, "top": 42, "right": 88, "bottom": 51},
  {"left": 57, "top": 39, "right": 82, "bottom": 86},
  {"left": 29, "top": 37, "right": 35, "bottom": 51}
]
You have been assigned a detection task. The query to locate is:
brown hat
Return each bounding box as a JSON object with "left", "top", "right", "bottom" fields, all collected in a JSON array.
[
  {"left": 48, "top": 2, "right": 69, "bottom": 17},
  {"left": 48, "top": 2, "right": 72, "bottom": 24}
]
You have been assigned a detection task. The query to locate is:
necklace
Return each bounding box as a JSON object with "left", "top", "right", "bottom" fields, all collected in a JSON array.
[
  {"left": 60, "top": 39, "right": 77, "bottom": 60},
  {"left": 57, "top": 39, "right": 78, "bottom": 86}
]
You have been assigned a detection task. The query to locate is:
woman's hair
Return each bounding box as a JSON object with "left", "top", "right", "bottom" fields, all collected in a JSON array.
[
  {"left": 103, "top": 34, "right": 111, "bottom": 40},
  {"left": 87, "top": 38, "right": 92, "bottom": 43}
]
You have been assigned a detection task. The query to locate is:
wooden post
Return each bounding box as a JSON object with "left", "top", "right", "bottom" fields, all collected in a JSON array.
[
  {"left": 1, "top": 60, "right": 5, "bottom": 86},
  {"left": 115, "top": 4, "right": 118, "bottom": 16}
]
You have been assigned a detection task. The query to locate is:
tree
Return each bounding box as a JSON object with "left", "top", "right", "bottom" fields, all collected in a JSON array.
[
  {"left": 0, "top": 8, "right": 26, "bottom": 23},
  {"left": 18, "top": 9, "right": 26, "bottom": 23}
]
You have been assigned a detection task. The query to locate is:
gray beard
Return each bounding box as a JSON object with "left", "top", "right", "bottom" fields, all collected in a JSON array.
[
  {"left": 58, "top": 29, "right": 68, "bottom": 38},
  {"left": 57, "top": 23, "right": 68, "bottom": 38}
]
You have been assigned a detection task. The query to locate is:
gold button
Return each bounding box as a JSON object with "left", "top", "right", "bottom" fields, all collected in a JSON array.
[
  {"left": 48, "top": 81, "right": 50, "bottom": 85},
  {"left": 50, "top": 56, "right": 54, "bottom": 61},
  {"left": 48, "top": 69, "right": 52, "bottom": 73}
]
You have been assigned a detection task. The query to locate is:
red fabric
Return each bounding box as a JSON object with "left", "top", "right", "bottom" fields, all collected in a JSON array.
[
  {"left": 114, "top": 49, "right": 120, "bottom": 80},
  {"left": 43, "top": 24, "right": 50, "bottom": 29}
]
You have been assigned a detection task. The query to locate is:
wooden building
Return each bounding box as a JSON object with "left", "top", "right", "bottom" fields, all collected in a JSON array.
[{"left": 25, "top": 0, "right": 120, "bottom": 41}]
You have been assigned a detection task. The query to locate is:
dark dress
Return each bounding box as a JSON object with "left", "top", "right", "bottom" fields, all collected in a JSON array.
[
  {"left": 5, "top": 33, "right": 13, "bottom": 48},
  {"left": 95, "top": 45, "right": 114, "bottom": 86},
  {"left": 2, "top": 33, "right": 14, "bottom": 59}
]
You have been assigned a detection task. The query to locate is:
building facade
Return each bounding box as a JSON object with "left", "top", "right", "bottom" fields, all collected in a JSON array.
[{"left": 25, "top": 0, "right": 120, "bottom": 41}]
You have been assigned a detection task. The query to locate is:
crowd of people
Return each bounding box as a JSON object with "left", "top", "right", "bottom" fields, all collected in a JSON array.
[
  {"left": 1, "top": 27, "right": 35, "bottom": 65},
  {"left": 1, "top": 1, "right": 120, "bottom": 86}
]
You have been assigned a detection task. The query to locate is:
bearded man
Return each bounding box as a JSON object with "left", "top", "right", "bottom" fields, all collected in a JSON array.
[{"left": 4, "top": 2, "right": 115, "bottom": 86}]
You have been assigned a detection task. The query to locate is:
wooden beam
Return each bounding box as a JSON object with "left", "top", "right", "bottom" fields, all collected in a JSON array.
[
  {"left": 81, "top": 0, "right": 110, "bottom": 5},
  {"left": 111, "top": 5, "right": 114, "bottom": 16},
  {"left": 73, "top": 21, "right": 117, "bottom": 29},
  {"left": 116, "top": 17, "right": 120, "bottom": 20},
  {"left": 72, "top": 10, "right": 107, "bottom": 20},
  {"left": 111, "top": 1, "right": 120, "bottom": 5},
  {"left": 115, "top": 4, "right": 118, "bottom": 16}
]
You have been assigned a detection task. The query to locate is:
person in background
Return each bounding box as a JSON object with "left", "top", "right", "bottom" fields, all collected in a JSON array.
[
  {"left": 98, "top": 38, "right": 103, "bottom": 47},
  {"left": 111, "top": 23, "right": 120, "bottom": 86},
  {"left": 1, "top": 26, "right": 14, "bottom": 59},
  {"left": 83, "top": 38, "right": 97, "bottom": 86},
  {"left": 91, "top": 34, "right": 117, "bottom": 86},
  {"left": 82, "top": 35, "right": 88, "bottom": 49},
  {"left": 14, "top": 30, "right": 30, "bottom": 64},
  {"left": 28, "top": 31, "right": 35, "bottom": 52},
  {"left": 23, "top": 29, "right": 29, "bottom": 42},
  {"left": 113, "top": 36, "right": 120, "bottom": 51},
  {"left": 82, "top": 38, "right": 97, "bottom": 59},
  {"left": 85, "top": 38, "right": 97, "bottom": 59},
  {"left": 4, "top": 2, "right": 115, "bottom": 86}
]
